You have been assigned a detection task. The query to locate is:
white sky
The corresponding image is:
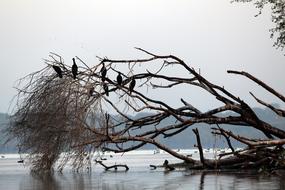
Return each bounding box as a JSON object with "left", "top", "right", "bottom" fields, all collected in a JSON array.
[{"left": 0, "top": 0, "right": 284, "bottom": 113}]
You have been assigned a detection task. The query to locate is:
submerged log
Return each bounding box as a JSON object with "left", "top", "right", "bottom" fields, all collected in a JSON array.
[{"left": 95, "top": 160, "right": 129, "bottom": 171}]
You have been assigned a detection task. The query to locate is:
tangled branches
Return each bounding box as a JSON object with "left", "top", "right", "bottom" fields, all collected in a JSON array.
[{"left": 7, "top": 49, "right": 285, "bottom": 172}]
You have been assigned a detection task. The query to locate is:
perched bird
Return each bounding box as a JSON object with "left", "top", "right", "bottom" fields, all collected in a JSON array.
[
  {"left": 163, "top": 159, "right": 174, "bottom": 171},
  {"left": 117, "top": 72, "right": 123, "bottom": 86},
  {"left": 17, "top": 159, "right": 24, "bottom": 163},
  {"left": 100, "top": 63, "right": 107, "bottom": 81},
  {"left": 129, "top": 77, "right": 136, "bottom": 94},
  {"left": 103, "top": 83, "right": 109, "bottom": 96},
  {"left": 163, "top": 159, "right": 169, "bottom": 166},
  {"left": 72, "top": 58, "right": 78, "bottom": 79},
  {"left": 89, "top": 86, "right": 94, "bottom": 97},
  {"left": 52, "top": 65, "right": 62, "bottom": 78}
]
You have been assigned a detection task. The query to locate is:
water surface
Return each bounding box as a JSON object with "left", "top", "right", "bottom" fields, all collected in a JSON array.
[{"left": 0, "top": 150, "right": 284, "bottom": 190}]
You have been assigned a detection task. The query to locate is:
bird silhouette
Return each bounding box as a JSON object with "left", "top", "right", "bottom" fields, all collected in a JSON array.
[
  {"left": 163, "top": 159, "right": 174, "bottom": 171},
  {"left": 52, "top": 65, "right": 62, "bottom": 78},
  {"left": 103, "top": 83, "right": 109, "bottom": 96},
  {"left": 89, "top": 86, "right": 94, "bottom": 97},
  {"left": 129, "top": 77, "right": 136, "bottom": 94},
  {"left": 163, "top": 159, "right": 169, "bottom": 166},
  {"left": 117, "top": 72, "right": 123, "bottom": 86},
  {"left": 72, "top": 58, "right": 78, "bottom": 79},
  {"left": 100, "top": 63, "right": 107, "bottom": 81},
  {"left": 17, "top": 159, "right": 24, "bottom": 163}
]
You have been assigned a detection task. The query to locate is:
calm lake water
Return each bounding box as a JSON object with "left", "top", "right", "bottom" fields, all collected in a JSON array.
[{"left": 0, "top": 150, "right": 284, "bottom": 190}]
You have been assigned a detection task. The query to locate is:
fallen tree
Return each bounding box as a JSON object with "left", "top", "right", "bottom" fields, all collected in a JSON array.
[{"left": 7, "top": 48, "right": 285, "bottom": 172}]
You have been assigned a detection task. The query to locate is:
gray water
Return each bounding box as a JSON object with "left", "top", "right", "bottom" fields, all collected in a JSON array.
[{"left": 1, "top": 151, "right": 284, "bottom": 190}]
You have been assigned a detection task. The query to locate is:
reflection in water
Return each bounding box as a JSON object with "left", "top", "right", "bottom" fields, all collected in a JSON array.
[
  {"left": 20, "top": 172, "right": 60, "bottom": 190},
  {"left": 14, "top": 170, "right": 285, "bottom": 190},
  {"left": 191, "top": 171, "right": 285, "bottom": 190},
  {"left": 3, "top": 153, "right": 285, "bottom": 190},
  {"left": 199, "top": 172, "right": 205, "bottom": 190}
]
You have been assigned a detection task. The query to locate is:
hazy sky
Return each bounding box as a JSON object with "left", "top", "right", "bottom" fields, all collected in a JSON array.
[{"left": 0, "top": 0, "right": 284, "bottom": 113}]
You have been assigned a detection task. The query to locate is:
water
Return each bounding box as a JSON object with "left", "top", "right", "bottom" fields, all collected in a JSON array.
[{"left": 0, "top": 150, "right": 284, "bottom": 190}]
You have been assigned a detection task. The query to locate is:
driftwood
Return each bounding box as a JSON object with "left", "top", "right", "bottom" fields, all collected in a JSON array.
[
  {"left": 149, "top": 160, "right": 175, "bottom": 171},
  {"left": 6, "top": 48, "right": 285, "bottom": 172},
  {"left": 95, "top": 160, "right": 129, "bottom": 171}
]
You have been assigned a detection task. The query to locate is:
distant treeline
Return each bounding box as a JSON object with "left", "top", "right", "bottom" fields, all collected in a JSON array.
[
  {"left": 1, "top": 105, "right": 284, "bottom": 153},
  {"left": 0, "top": 113, "right": 18, "bottom": 153}
]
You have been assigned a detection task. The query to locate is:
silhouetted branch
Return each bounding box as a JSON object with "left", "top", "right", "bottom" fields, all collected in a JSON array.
[
  {"left": 214, "top": 126, "right": 235, "bottom": 153},
  {"left": 250, "top": 92, "right": 285, "bottom": 117},
  {"left": 192, "top": 128, "right": 205, "bottom": 167},
  {"left": 228, "top": 70, "right": 285, "bottom": 102}
]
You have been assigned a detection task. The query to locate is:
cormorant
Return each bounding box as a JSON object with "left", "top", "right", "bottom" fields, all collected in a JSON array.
[
  {"left": 72, "top": 58, "right": 78, "bottom": 79},
  {"left": 117, "top": 72, "right": 123, "bottom": 86},
  {"left": 163, "top": 159, "right": 174, "bottom": 171},
  {"left": 100, "top": 63, "right": 107, "bottom": 81},
  {"left": 163, "top": 159, "right": 169, "bottom": 166},
  {"left": 17, "top": 159, "right": 24, "bottom": 163},
  {"left": 129, "top": 77, "right": 136, "bottom": 94},
  {"left": 89, "top": 86, "right": 94, "bottom": 97},
  {"left": 52, "top": 65, "right": 62, "bottom": 78},
  {"left": 103, "top": 83, "right": 109, "bottom": 96}
]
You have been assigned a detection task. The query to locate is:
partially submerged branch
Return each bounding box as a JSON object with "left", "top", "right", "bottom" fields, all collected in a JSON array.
[{"left": 95, "top": 160, "right": 129, "bottom": 171}]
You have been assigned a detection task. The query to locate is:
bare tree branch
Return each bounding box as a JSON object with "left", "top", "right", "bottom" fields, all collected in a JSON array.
[{"left": 6, "top": 49, "right": 285, "bottom": 172}]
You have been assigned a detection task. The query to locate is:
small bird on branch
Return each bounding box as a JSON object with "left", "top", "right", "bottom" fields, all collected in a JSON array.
[
  {"left": 89, "top": 86, "right": 94, "bottom": 97},
  {"left": 129, "top": 77, "right": 136, "bottom": 94},
  {"left": 117, "top": 72, "right": 123, "bottom": 86},
  {"left": 103, "top": 83, "right": 109, "bottom": 96},
  {"left": 52, "top": 65, "right": 62, "bottom": 78},
  {"left": 101, "top": 63, "right": 107, "bottom": 82},
  {"left": 72, "top": 58, "right": 78, "bottom": 79}
]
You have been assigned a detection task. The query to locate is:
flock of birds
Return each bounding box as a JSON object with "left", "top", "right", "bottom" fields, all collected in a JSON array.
[{"left": 52, "top": 58, "right": 136, "bottom": 96}]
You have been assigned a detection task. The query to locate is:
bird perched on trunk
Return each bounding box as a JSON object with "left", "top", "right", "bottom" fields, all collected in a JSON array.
[
  {"left": 103, "top": 83, "right": 109, "bottom": 96},
  {"left": 117, "top": 72, "right": 123, "bottom": 86},
  {"left": 129, "top": 77, "right": 136, "bottom": 94},
  {"left": 163, "top": 159, "right": 174, "bottom": 171},
  {"left": 52, "top": 65, "right": 62, "bottom": 78},
  {"left": 100, "top": 63, "right": 107, "bottom": 82},
  {"left": 72, "top": 58, "right": 78, "bottom": 79}
]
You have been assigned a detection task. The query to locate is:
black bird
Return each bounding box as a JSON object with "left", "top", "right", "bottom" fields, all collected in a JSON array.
[
  {"left": 89, "top": 86, "right": 94, "bottom": 97},
  {"left": 72, "top": 58, "right": 78, "bottom": 79},
  {"left": 163, "top": 159, "right": 169, "bottom": 166},
  {"left": 117, "top": 72, "right": 123, "bottom": 86},
  {"left": 103, "top": 83, "right": 109, "bottom": 96},
  {"left": 17, "top": 159, "right": 24, "bottom": 163},
  {"left": 163, "top": 159, "right": 174, "bottom": 171},
  {"left": 100, "top": 63, "right": 107, "bottom": 81},
  {"left": 129, "top": 77, "right": 136, "bottom": 94},
  {"left": 52, "top": 65, "right": 62, "bottom": 78}
]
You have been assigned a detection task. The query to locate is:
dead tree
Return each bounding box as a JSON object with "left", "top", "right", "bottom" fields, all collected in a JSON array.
[{"left": 7, "top": 49, "right": 285, "bottom": 172}]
